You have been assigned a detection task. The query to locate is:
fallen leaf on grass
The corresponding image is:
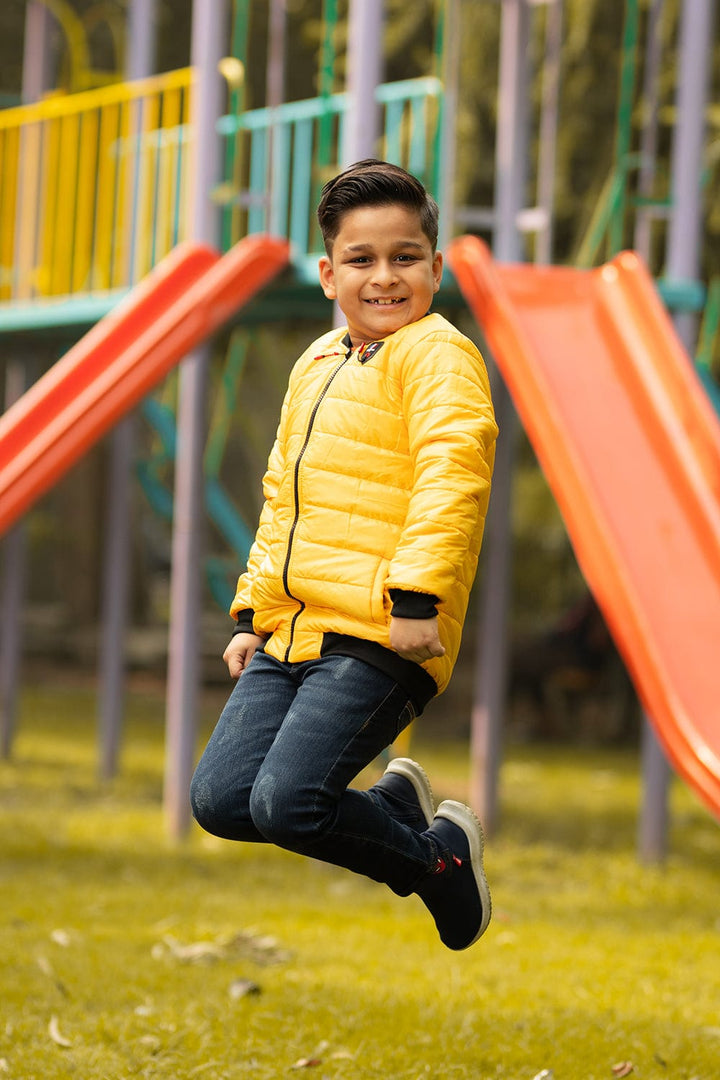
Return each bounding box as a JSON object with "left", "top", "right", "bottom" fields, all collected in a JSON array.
[
  {"left": 153, "top": 935, "right": 226, "bottom": 964},
  {"left": 228, "top": 978, "right": 262, "bottom": 1000},
  {"left": 152, "top": 929, "right": 291, "bottom": 967},
  {"left": 137, "top": 1035, "right": 162, "bottom": 1055},
  {"left": 48, "top": 1016, "right": 72, "bottom": 1048},
  {"left": 226, "top": 929, "right": 292, "bottom": 966},
  {"left": 290, "top": 1041, "right": 352, "bottom": 1069},
  {"left": 612, "top": 1064, "right": 634, "bottom": 1077}
]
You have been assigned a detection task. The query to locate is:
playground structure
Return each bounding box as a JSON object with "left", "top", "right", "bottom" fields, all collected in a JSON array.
[{"left": 0, "top": 0, "right": 718, "bottom": 850}]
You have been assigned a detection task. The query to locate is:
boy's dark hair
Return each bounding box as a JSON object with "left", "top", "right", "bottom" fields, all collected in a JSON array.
[{"left": 317, "top": 159, "right": 439, "bottom": 255}]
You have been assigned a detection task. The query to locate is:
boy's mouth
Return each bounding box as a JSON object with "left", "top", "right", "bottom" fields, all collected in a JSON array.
[{"left": 365, "top": 297, "right": 405, "bottom": 306}]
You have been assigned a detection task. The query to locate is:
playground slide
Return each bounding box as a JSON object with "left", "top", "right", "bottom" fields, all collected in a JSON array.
[
  {"left": 0, "top": 234, "right": 290, "bottom": 536},
  {"left": 448, "top": 235, "right": 720, "bottom": 820}
]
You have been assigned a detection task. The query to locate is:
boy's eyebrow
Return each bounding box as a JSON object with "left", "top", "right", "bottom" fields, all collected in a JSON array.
[{"left": 341, "top": 240, "right": 427, "bottom": 254}]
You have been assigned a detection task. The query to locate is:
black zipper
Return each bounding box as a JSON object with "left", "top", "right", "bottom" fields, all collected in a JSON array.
[{"left": 282, "top": 351, "right": 352, "bottom": 661}]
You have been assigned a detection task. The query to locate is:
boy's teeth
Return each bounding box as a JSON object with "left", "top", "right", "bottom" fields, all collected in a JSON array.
[{"left": 372, "top": 298, "right": 402, "bottom": 305}]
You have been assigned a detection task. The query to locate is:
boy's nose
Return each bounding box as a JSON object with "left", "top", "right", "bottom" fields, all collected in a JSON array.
[{"left": 371, "top": 260, "right": 398, "bottom": 286}]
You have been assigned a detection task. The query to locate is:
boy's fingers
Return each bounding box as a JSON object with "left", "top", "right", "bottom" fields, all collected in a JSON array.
[{"left": 397, "top": 642, "right": 445, "bottom": 662}]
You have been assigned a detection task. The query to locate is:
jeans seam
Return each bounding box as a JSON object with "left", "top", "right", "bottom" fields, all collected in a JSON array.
[
  {"left": 307, "top": 682, "right": 432, "bottom": 889},
  {"left": 310, "top": 680, "right": 402, "bottom": 827}
]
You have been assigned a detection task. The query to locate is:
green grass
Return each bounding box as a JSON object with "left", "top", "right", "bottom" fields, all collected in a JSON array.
[{"left": 1, "top": 680, "right": 719, "bottom": 1079}]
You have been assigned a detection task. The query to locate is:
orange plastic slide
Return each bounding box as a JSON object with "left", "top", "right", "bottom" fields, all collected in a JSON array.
[
  {"left": 0, "top": 234, "right": 290, "bottom": 536},
  {"left": 448, "top": 235, "right": 720, "bottom": 820}
]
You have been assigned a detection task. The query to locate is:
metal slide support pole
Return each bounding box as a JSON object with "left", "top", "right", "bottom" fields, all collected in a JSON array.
[
  {"left": 664, "top": 0, "right": 713, "bottom": 349},
  {"left": 164, "top": 0, "right": 228, "bottom": 839},
  {"left": 98, "top": 419, "right": 133, "bottom": 779},
  {"left": 341, "top": 0, "right": 384, "bottom": 167},
  {"left": 0, "top": 4, "right": 53, "bottom": 758},
  {"left": 126, "top": 0, "right": 157, "bottom": 82},
  {"left": 534, "top": 0, "right": 562, "bottom": 266},
  {"left": 0, "top": 363, "right": 29, "bottom": 759},
  {"left": 638, "top": 0, "right": 715, "bottom": 863},
  {"left": 469, "top": 0, "right": 530, "bottom": 834},
  {"left": 333, "top": 0, "right": 383, "bottom": 327},
  {"left": 437, "top": 0, "right": 461, "bottom": 249},
  {"left": 98, "top": 0, "right": 159, "bottom": 781},
  {"left": 22, "top": 2, "right": 53, "bottom": 101},
  {"left": 266, "top": 0, "right": 287, "bottom": 235},
  {"left": 633, "top": 0, "right": 664, "bottom": 262}
]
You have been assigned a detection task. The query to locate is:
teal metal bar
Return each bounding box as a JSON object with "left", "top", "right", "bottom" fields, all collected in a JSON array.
[
  {"left": 376, "top": 76, "right": 442, "bottom": 103},
  {"left": 270, "top": 120, "right": 291, "bottom": 236},
  {"left": 0, "top": 291, "right": 128, "bottom": 332},
  {"left": 217, "top": 79, "right": 440, "bottom": 132},
  {"left": 290, "top": 119, "right": 313, "bottom": 252},
  {"left": 384, "top": 100, "right": 403, "bottom": 164},
  {"left": 696, "top": 278, "right": 720, "bottom": 372},
  {"left": 171, "top": 122, "right": 187, "bottom": 246},
  {"left": 408, "top": 97, "right": 426, "bottom": 179},
  {"left": 247, "top": 128, "right": 268, "bottom": 233}
]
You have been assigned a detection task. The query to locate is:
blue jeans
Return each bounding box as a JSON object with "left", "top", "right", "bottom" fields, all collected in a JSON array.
[{"left": 190, "top": 651, "right": 438, "bottom": 896}]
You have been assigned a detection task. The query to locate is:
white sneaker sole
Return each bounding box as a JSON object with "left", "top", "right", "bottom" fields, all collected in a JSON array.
[
  {"left": 385, "top": 757, "right": 435, "bottom": 827},
  {"left": 435, "top": 799, "right": 492, "bottom": 945}
]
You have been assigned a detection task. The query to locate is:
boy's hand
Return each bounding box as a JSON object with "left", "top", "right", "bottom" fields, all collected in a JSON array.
[
  {"left": 390, "top": 616, "right": 445, "bottom": 664},
  {"left": 223, "top": 633, "right": 266, "bottom": 678}
]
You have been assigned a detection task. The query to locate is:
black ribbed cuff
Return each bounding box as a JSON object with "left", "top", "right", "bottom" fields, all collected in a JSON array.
[
  {"left": 389, "top": 589, "right": 439, "bottom": 619},
  {"left": 232, "top": 608, "right": 256, "bottom": 635}
]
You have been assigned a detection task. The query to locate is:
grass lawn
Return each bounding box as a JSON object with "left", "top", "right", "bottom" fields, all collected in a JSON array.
[{"left": 1, "top": 677, "right": 718, "bottom": 1079}]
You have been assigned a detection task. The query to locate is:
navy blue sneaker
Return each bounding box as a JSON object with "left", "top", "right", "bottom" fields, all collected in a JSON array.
[
  {"left": 371, "top": 757, "right": 435, "bottom": 831},
  {"left": 417, "top": 800, "right": 492, "bottom": 950}
]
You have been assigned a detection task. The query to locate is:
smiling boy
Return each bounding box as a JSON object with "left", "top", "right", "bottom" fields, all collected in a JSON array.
[
  {"left": 318, "top": 202, "right": 443, "bottom": 347},
  {"left": 191, "top": 160, "right": 498, "bottom": 951}
]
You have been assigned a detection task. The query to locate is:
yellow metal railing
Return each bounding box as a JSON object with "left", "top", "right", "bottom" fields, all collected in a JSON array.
[{"left": 0, "top": 68, "right": 193, "bottom": 302}]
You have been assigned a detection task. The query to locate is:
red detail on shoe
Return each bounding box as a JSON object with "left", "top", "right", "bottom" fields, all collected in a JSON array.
[{"left": 434, "top": 854, "right": 462, "bottom": 874}]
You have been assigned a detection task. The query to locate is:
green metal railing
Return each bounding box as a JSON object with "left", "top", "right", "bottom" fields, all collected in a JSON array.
[
  {"left": 573, "top": 0, "right": 718, "bottom": 384},
  {"left": 215, "top": 76, "right": 443, "bottom": 260}
]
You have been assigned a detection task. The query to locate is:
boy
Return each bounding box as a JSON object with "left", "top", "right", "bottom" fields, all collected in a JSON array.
[{"left": 191, "top": 160, "right": 498, "bottom": 951}]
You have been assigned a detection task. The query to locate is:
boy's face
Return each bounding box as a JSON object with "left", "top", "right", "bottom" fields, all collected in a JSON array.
[{"left": 318, "top": 204, "right": 443, "bottom": 346}]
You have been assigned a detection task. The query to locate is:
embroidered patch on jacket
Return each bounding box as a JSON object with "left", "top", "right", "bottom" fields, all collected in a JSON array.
[{"left": 358, "top": 341, "right": 384, "bottom": 364}]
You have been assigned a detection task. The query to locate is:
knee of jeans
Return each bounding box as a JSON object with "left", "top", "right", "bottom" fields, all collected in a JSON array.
[
  {"left": 189, "top": 769, "right": 220, "bottom": 832},
  {"left": 190, "top": 768, "right": 244, "bottom": 837},
  {"left": 249, "top": 772, "right": 330, "bottom": 847}
]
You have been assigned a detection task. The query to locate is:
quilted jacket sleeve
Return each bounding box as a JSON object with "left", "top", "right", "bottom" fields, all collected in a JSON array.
[{"left": 384, "top": 332, "right": 497, "bottom": 605}]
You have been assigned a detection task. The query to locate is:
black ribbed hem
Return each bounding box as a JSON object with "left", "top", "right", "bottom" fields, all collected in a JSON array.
[{"left": 320, "top": 632, "right": 437, "bottom": 714}]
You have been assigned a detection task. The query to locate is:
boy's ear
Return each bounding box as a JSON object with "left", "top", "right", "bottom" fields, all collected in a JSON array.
[
  {"left": 432, "top": 251, "right": 443, "bottom": 293},
  {"left": 318, "top": 256, "right": 336, "bottom": 299}
]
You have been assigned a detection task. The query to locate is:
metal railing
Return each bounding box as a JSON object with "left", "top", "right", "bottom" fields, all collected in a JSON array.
[
  {"left": 0, "top": 68, "right": 193, "bottom": 302},
  {"left": 0, "top": 72, "right": 442, "bottom": 304},
  {"left": 216, "top": 76, "right": 443, "bottom": 261}
]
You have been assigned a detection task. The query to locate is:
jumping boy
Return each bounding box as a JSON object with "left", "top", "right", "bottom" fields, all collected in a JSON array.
[{"left": 191, "top": 159, "right": 498, "bottom": 951}]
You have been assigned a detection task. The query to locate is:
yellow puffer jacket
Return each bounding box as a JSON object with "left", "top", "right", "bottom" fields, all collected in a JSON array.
[{"left": 230, "top": 312, "right": 497, "bottom": 695}]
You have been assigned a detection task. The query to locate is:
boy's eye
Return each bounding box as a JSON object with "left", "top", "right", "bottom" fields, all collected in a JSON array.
[{"left": 396, "top": 254, "right": 418, "bottom": 263}]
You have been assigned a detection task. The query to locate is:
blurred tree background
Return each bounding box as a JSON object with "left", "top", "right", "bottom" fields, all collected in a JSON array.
[{"left": 0, "top": 0, "right": 717, "bottom": 738}]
